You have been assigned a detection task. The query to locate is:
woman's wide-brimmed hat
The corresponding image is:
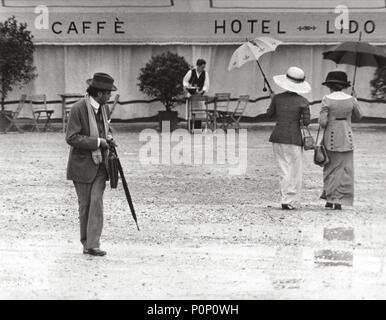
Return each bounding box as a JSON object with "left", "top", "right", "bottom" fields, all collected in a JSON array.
[
  {"left": 273, "top": 66, "right": 311, "bottom": 94},
  {"left": 86, "top": 72, "right": 117, "bottom": 91},
  {"left": 322, "top": 70, "right": 351, "bottom": 88}
]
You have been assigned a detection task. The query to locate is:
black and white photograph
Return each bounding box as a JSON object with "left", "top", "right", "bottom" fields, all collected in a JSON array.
[{"left": 1, "top": 0, "right": 386, "bottom": 305}]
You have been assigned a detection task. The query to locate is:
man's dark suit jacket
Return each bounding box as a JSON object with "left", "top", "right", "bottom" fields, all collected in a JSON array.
[{"left": 66, "top": 98, "right": 111, "bottom": 183}]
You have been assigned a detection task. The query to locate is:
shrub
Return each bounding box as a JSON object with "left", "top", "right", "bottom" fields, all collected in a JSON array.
[
  {"left": 138, "top": 51, "right": 190, "bottom": 111},
  {"left": 370, "top": 67, "right": 386, "bottom": 100},
  {"left": 0, "top": 16, "right": 37, "bottom": 111}
]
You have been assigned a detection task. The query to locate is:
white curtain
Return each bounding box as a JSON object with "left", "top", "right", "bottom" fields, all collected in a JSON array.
[{"left": 7, "top": 44, "right": 386, "bottom": 119}]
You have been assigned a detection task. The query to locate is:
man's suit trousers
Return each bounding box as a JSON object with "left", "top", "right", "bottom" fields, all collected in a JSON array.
[{"left": 73, "top": 164, "right": 108, "bottom": 249}]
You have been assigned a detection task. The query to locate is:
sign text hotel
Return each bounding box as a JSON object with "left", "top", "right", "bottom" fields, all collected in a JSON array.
[{"left": 0, "top": 11, "right": 384, "bottom": 44}]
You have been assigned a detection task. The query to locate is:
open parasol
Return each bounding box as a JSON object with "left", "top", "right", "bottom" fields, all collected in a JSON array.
[
  {"left": 228, "top": 37, "right": 283, "bottom": 93},
  {"left": 323, "top": 32, "right": 386, "bottom": 93}
]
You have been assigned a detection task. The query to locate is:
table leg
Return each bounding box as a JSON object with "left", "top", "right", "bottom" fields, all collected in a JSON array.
[
  {"left": 187, "top": 99, "right": 191, "bottom": 133},
  {"left": 214, "top": 104, "right": 217, "bottom": 131},
  {"left": 4, "top": 115, "right": 24, "bottom": 134},
  {"left": 33, "top": 112, "right": 41, "bottom": 132},
  {"left": 43, "top": 113, "right": 53, "bottom": 132},
  {"left": 62, "top": 98, "right": 66, "bottom": 133}
]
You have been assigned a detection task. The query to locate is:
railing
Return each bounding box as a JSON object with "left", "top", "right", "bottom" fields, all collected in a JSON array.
[{"left": 3, "top": 95, "right": 386, "bottom": 116}]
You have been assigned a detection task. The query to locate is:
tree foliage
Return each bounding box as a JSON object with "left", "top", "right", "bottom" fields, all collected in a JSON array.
[
  {"left": 0, "top": 16, "right": 37, "bottom": 110},
  {"left": 138, "top": 51, "right": 190, "bottom": 111},
  {"left": 370, "top": 67, "right": 386, "bottom": 100}
]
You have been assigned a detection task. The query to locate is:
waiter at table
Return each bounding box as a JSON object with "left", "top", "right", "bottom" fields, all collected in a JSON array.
[
  {"left": 183, "top": 59, "right": 210, "bottom": 129},
  {"left": 183, "top": 58, "right": 210, "bottom": 95}
]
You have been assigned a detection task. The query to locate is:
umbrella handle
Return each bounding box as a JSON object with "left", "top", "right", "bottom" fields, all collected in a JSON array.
[
  {"left": 351, "top": 49, "right": 360, "bottom": 95},
  {"left": 256, "top": 60, "right": 273, "bottom": 94},
  {"left": 351, "top": 64, "right": 358, "bottom": 95},
  {"left": 351, "top": 31, "right": 362, "bottom": 95}
]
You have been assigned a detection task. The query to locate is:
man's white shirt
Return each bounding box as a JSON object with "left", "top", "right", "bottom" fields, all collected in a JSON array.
[
  {"left": 90, "top": 96, "right": 101, "bottom": 147},
  {"left": 183, "top": 69, "right": 210, "bottom": 94}
]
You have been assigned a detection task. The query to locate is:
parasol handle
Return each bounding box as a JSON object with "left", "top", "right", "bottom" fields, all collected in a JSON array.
[
  {"left": 351, "top": 64, "right": 358, "bottom": 95},
  {"left": 256, "top": 60, "right": 273, "bottom": 94},
  {"left": 351, "top": 31, "right": 362, "bottom": 95}
]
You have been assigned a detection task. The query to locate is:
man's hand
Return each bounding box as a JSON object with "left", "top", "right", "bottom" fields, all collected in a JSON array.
[
  {"left": 106, "top": 135, "right": 118, "bottom": 148},
  {"left": 99, "top": 138, "right": 109, "bottom": 150}
]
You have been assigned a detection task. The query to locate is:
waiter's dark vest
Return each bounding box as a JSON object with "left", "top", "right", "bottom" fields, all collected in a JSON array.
[{"left": 189, "top": 69, "right": 206, "bottom": 91}]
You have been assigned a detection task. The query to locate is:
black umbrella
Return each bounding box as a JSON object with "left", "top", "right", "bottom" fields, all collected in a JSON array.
[
  {"left": 108, "top": 144, "right": 140, "bottom": 231},
  {"left": 323, "top": 32, "right": 386, "bottom": 92}
]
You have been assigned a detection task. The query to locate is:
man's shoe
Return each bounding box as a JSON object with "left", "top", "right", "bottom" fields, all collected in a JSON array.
[
  {"left": 334, "top": 204, "right": 342, "bottom": 210},
  {"left": 281, "top": 204, "right": 295, "bottom": 210},
  {"left": 87, "top": 248, "right": 107, "bottom": 256},
  {"left": 325, "top": 202, "right": 333, "bottom": 208}
]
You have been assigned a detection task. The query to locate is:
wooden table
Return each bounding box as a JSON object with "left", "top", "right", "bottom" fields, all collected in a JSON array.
[{"left": 58, "top": 93, "right": 83, "bottom": 132}]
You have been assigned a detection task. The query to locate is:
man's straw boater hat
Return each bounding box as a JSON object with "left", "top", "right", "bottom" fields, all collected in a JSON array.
[
  {"left": 273, "top": 66, "right": 311, "bottom": 94},
  {"left": 86, "top": 72, "right": 117, "bottom": 91}
]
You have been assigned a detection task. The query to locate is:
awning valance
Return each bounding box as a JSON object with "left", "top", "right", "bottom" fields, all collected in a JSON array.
[{"left": 1, "top": 1, "right": 385, "bottom": 44}]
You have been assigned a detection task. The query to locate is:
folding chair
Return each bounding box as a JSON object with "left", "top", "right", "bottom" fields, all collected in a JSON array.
[
  {"left": 222, "top": 95, "right": 250, "bottom": 132},
  {"left": 188, "top": 94, "right": 208, "bottom": 133},
  {"left": 207, "top": 93, "right": 231, "bottom": 131},
  {"left": 3, "top": 94, "right": 26, "bottom": 133},
  {"left": 29, "top": 94, "right": 54, "bottom": 132},
  {"left": 64, "top": 104, "right": 72, "bottom": 129}
]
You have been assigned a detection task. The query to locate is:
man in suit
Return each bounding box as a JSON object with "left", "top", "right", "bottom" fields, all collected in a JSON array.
[{"left": 66, "top": 72, "right": 117, "bottom": 256}]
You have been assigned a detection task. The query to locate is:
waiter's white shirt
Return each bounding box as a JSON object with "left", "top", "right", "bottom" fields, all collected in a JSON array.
[
  {"left": 90, "top": 95, "right": 101, "bottom": 147},
  {"left": 183, "top": 69, "right": 210, "bottom": 94}
]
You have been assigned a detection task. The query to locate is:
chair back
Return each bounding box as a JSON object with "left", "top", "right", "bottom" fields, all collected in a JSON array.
[
  {"left": 233, "top": 95, "right": 250, "bottom": 117},
  {"left": 214, "top": 93, "right": 231, "bottom": 112},
  {"left": 190, "top": 94, "right": 207, "bottom": 103},
  {"left": 190, "top": 95, "right": 208, "bottom": 121},
  {"left": 14, "top": 94, "right": 27, "bottom": 116},
  {"left": 65, "top": 104, "right": 72, "bottom": 116},
  {"left": 108, "top": 94, "right": 120, "bottom": 121},
  {"left": 28, "top": 94, "right": 47, "bottom": 112}
]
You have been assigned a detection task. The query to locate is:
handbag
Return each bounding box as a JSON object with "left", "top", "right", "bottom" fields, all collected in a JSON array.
[
  {"left": 300, "top": 122, "right": 316, "bottom": 150},
  {"left": 313, "top": 125, "right": 329, "bottom": 167}
]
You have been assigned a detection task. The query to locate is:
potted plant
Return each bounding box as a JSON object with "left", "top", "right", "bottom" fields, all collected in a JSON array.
[
  {"left": 0, "top": 16, "right": 37, "bottom": 132},
  {"left": 138, "top": 51, "right": 190, "bottom": 131},
  {"left": 371, "top": 66, "right": 386, "bottom": 100}
]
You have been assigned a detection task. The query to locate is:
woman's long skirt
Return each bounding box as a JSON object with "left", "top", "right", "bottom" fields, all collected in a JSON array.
[
  {"left": 272, "top": 143, "right": 303, "bottom": 205},
  {"left": 321, "top": 150, "right": 354, "bottom": 206}
]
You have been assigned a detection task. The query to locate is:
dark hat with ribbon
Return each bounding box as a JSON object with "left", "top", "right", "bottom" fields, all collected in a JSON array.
[
  {"left": 86, "top": 72, "right": 117, "bottom": 91},
  {"left": 322, "top": 71, "right": 351, "bottom": 88}
]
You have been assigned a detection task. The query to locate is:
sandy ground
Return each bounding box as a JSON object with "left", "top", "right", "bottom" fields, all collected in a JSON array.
[{"left": 1, "top": 123, "right": 386, "bottom": 300}]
